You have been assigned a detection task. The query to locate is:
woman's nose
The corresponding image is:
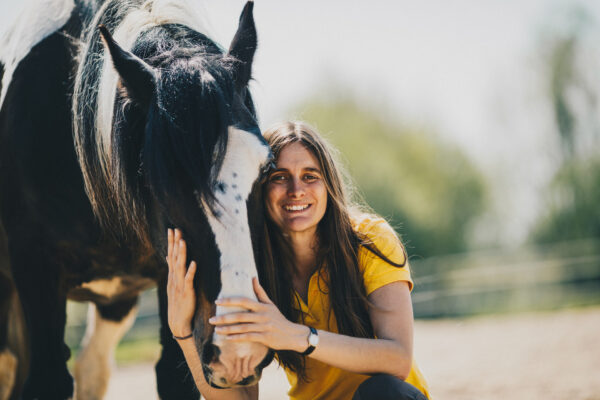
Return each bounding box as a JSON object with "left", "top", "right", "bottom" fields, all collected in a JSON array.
[{"left": 287, "top": 178, "right": 305, "bottom": 198}]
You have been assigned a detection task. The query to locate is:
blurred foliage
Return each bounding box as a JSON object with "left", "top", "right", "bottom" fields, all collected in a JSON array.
[
  {"left": 534, "top": 158, "right": 600, "bottom": 242},
  {"left": 67, "top": 337, "right": 160, "bottom": 369},
  {"left": 290, "top": 99, "right": 487, "bottom": 257},
  {"left": 532, "top": 8, "right": 600, "bottom": 243}
]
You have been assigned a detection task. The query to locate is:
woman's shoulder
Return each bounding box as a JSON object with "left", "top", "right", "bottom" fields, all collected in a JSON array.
[
  {"left": 351, "top": 213, "right": 413, "bottom": 293},
  {"left": 352, "top": 214, "right": 403, "bottom": 251}
]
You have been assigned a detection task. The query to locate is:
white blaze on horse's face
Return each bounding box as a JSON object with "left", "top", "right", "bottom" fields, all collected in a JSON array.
[
  {"left": 201, "top": 126, "right": 270, "bottom": 382},
  {"left": 203, "top": 126, "right": 269, "bottom": 308}
]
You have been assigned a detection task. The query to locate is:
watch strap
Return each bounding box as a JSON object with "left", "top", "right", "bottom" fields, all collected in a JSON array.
[{"left": 301, "top": 326, "right": 318, "bottom": 356}]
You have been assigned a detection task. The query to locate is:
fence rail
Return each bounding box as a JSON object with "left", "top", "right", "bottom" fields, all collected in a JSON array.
[
  {"left": 65, "top": 238, "right": 600, "bottom": 344},
  {"left": 410, "top": 238, "right": 600, "bottom": 318}
]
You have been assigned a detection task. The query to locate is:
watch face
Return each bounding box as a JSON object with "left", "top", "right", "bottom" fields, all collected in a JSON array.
[{"left": 309, "top": 332, "right": 319, "bottom": 347}]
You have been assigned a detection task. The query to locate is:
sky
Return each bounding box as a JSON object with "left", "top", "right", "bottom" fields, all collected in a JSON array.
[{"left": 1, "top": 0, "right": 599, "bottom": 245}]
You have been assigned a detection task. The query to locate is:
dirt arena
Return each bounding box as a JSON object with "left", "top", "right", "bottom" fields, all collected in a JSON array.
[{"left": 106, "top": 306, "right": 600, "bottom": 399}]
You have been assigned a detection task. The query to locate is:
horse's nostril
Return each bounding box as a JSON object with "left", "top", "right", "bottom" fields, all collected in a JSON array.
[
  {"left": 238, "top": 375, "right": 256, "bottom": 386},
  {"left": 201, "top": 342, "right": 221, "bottom": 365}
]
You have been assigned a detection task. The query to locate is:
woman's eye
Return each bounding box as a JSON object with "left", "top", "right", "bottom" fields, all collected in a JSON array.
[
  {"left": 269, "top": 174, "right": 287, "bottom": 182},
  {"left": 304, "top": 175, "right": 319, "bottom": 182}
]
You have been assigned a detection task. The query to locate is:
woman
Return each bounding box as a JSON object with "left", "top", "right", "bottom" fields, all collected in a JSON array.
[{"left": 167, "top": 121, "right": 430, "bottom": 399}]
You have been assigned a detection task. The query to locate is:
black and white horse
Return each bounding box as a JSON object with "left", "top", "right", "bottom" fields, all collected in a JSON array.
[{"left": 0, "top": 0, "right": 273, "bottom": 398}]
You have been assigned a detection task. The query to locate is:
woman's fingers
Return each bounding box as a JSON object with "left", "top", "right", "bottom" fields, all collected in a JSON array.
[
  {"left": 252, "top": 277, "right": 274, "bottom": 305},
  {"left": 177, "top": 238, "right": 187, "bottom": 272},
  {"left": 214, "top": 297, "right": 263, "bottom": 312},
  {"left": 173, "top": 229, "right": 181, "bottom": 263},
  {"left": 167, "top": 229, "right": 174, "bottom": 286},
  {"left": 167, "top": 228, "right": 173, "bottom": 263},
  {"left": 185, "top": 261, "right": 196, "bottom": 289},
  {"left": 172, "top": 229, "right": 181, "bottom": 266},
  {"left": 214, "top": 323, "right": 269, "bottom": 335},
  {"left": 225, "top": 332, "right": 264, "bottom": 343},
  {"left": 209, "top": 311, "right": 265, "bottom": 325},
  {"left": 167, "top": 229, "right": 195, "bottom": 291}
]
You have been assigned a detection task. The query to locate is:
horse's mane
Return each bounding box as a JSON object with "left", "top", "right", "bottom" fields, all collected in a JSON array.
[
  {"left": 0, "top": 0, "right": 75, "bottom": 109},
  {"left": 72, "top": 0, "right": 230, "bottom": 244}
]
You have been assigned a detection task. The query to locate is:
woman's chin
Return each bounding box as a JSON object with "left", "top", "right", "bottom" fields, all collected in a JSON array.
[{"left": 282, "top": 219, "right": 318, "bottom": 236}]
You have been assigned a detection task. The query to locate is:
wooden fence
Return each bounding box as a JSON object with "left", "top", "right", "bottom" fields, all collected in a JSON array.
[
  {"left": 65, "top": 238, "right": 600, "bottom": 344},
  {"left": 411, "top": 238, "right": 600, "bottom": 318}
]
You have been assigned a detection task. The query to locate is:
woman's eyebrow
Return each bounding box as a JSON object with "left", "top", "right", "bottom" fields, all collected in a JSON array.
[
  {"left": 271, "top": 167, "right": 321, "bottom": 173},
  {"left": 304, "top": 167, "right": 322, "bottom": 173}
]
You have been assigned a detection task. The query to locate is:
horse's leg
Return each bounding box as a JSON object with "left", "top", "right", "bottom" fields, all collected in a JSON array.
[
  {"left": 74, "top": 297, "right": 138, "bottom": 400},
  {"left": 0, "top": 272, "right": 17, "bottom": 400},
  {"left": 10, "top": 247, "right": 72, "bottom": 400},
  {"left": 155, "top": 280, "right": 199, "bottom": 400},
  {"left": 0, "top": 350, "right": 16, "bottom": 400},
  {"left": 0, "top": 224, "right": 18, "bottom": 400}
]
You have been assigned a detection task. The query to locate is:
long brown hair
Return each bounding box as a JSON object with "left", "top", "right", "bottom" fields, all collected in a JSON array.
[{"left": 260, "top": 121, "right": 405, "bottom": 379}]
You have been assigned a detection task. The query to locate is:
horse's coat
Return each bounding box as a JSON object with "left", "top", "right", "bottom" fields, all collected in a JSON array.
[
  {"left": 0, "top": 0, "right": 75, "bottom": 108},
  {"left": 0, "top": 0, "right": 272, "bottom": 398}
]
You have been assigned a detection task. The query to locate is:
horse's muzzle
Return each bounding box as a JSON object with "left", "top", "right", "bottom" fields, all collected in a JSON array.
[{"left": 201, "top": 340, "right": 274, "bottom": 388}]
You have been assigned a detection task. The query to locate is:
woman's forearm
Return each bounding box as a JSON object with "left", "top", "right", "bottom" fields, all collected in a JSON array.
[
  {"left": 211, "top": 279, "right": 414, "bottom": 380},
  {"left": 304, "top": 328, "right": 413, "bottom": 380},
  {"left": 177, "top": 339, "right": 256, "bottom": 400}
]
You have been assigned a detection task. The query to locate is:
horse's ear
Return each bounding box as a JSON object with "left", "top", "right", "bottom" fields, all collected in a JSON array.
[
  {"left": 228, "top": 1, "right": 257, "bottom": 89},
  {"left": 98, "top": 25, "right": 156, "bottom": 107}
]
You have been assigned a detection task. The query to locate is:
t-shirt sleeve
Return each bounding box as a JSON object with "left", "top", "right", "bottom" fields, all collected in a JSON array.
[{"left": 359, "top": 220, "right": 413, "bottom": 295}]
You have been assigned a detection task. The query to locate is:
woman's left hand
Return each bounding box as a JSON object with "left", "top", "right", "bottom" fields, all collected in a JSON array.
[{"left": 209, "top": 278, "right": 309, "bottom": 353}]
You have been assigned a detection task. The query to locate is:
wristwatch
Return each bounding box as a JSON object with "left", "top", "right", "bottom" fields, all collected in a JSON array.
[{"left": 301, "top": 326, "right": 319, "bottom": 356}]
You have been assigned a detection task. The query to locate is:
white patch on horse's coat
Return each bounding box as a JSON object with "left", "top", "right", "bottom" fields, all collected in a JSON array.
[
  {"left": 0, "top": 0, "right": 75, "bottom": 108},
  {"left": 79, "top": 277, "right": 124, "bottom": 298},
  {"left": 75, "top": 276, "right": 153, "bottom": 300},
  {"left": 201, "top": 127, "right": 269, "bottom": 334},
  {"left": 95, "top": 0, "right": 209, "bottom": 172},
  {"left": 74, "top": 303, "right": 137, "bottom": 400},
  {"left": 0, "top": 349, "right": 17, "bottom": 400}
]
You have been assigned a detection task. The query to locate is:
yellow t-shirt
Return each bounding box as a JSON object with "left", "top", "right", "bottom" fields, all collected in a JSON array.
[{"left": 283, "top": 217, "right": 430, "bottom": 400}]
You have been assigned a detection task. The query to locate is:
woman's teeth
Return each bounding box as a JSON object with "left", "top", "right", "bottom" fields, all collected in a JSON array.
[{"left": 284, "top": 204, "right": 309, "bottom": 211}]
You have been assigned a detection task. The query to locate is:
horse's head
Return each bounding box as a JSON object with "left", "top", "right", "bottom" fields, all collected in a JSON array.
[{"left": 97, "top": 2, "right": 273, "bottom": 388}]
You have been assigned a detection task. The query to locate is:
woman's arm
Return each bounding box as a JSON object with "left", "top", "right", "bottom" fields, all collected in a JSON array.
[
  {"left": 311, "top": 281, "right": 413, "bottom": 379},
  {"left": 213, "top": 279, "right": 414, "bottom": 380},
  {"left": 166, "top": 229, "right": 258, "bottom": 400}
]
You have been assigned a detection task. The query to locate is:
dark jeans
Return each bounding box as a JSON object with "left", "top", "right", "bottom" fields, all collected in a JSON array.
[{"left": 352, "top": 375, "right": 428, "bottom": 400}]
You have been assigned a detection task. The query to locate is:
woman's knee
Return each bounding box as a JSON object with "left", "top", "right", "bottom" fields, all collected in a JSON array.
[{"left": 352, "top": 374, "right": 428, "bottom": 400}]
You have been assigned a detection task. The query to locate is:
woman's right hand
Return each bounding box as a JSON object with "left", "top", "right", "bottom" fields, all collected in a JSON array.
[{"left": 166, "top": 228, "right": 197, "bottom": 338}]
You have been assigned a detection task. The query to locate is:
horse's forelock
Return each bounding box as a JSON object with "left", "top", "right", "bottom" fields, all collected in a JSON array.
[{"left": 144, "top": 58, "right": 233, "bottom": 218}]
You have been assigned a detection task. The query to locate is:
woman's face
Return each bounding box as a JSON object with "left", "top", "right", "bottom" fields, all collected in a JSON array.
[{"left": 266, "top": 142, "right": 328, "bottom": 237}]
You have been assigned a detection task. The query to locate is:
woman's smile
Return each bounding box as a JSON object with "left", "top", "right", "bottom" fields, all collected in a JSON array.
[{"left": 282, "top": 203, "right": 312, "bottom": 212}]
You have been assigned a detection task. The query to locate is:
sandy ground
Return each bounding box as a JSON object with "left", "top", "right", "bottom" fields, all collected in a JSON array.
[{"left": 105, "top": 306, "right": 600, "bottom": 399}]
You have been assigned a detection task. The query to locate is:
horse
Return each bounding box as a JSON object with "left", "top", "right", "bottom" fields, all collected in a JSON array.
[
  {"left": 0, "top": 220, "right": 28, "bottom": 400},
  {"left": 0, "top": 0, "right": 273, "bottom": 398}
]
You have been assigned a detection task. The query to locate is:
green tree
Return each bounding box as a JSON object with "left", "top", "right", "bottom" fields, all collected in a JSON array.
[
  {"left": 533, "top": 8, "right": 600, "bottom": 242},
  {"left": 292, "top": 98, "right": 487, "bottom": 257}
]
